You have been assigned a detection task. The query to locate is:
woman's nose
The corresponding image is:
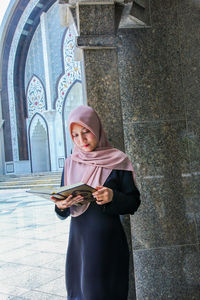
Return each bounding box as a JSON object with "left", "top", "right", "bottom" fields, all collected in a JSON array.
[{"left": 80, "top": 134, "right": 86, "bottom": 144}]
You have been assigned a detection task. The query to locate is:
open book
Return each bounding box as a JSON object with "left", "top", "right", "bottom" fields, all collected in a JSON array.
[{"left": 26, "top": 182, "right": 97, "bottom": 202}]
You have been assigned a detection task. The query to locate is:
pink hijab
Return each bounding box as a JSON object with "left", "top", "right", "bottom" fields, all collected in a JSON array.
[{"left": 64, "top": 105, "right": 136, "bottom": 217}]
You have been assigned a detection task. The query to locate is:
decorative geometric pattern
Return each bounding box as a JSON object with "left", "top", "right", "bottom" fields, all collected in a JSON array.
[
  {"left": 56, "top": 29, "right": 82, "bottom": 113},
  {"left": 27, "top": 76, "right": 46, "bottom": 118}
]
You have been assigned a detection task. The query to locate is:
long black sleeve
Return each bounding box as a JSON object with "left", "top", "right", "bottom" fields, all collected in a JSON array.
[
  {"left": 102, "top": 170, "right": 140, "bottom": 215},
  {"left": 55, "top": 169, "right": 70, "bottom": 219}
]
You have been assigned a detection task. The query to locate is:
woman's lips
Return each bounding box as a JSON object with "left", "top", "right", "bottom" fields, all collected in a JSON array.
[{"left": 82, "top": 144, "right": 89, "bottom": 148}]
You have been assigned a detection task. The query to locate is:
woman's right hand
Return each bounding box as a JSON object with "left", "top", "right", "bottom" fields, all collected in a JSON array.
[{"left": 52, "top": 194, "right": 84, "bottom": 210}]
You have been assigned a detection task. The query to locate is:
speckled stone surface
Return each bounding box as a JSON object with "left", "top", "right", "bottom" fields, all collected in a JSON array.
[
  {"left": 116, "top": 0, "right": 200, "bottom": 299},
  {"left": 77, "top": 3, "right": 136, "bottom": 298},
  {"left": 131, "top": 176, "right": 197, "bottom": 250},
  {"left": 117, "top": 28, "right": 185, "bottom": 122},
  {"left": 187, "top": 119, "right": 200, "bottom": 173},
  {"left": 178, "top": 0, "right": 200, "bottom": 120},
  {"left": 123, "top": 120, "right": 190, "bottom": 178},
  {"left": 182, "top": 175, "right": 200, "bottom": 243},
  {"left": 77, "top": 35, "right": 116, "bottom": 48},
  {"left": 84, "top": 48, "right": 124, "bottom": 151},
  {"left": 77, "top": 3, "right": 137, "bottom": 298},
  {"left": 133, "top": 244, "right": 200, "bottom": 299},
  {"left": 75, "top": 0, "right": 200, "bottom": 298},
  {"left": 78, "top": 4, "right": 115, "bottom": 35},
  {"left": 82, "top": 48, "right": 136, "bottom": 298}
]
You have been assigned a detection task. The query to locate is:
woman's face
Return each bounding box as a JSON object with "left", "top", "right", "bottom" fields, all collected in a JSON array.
[{"left": 71, "top": 123, "right": 98, "bottom": 152}]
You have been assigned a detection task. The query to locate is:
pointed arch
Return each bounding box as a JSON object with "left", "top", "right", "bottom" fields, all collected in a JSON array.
[{"left": 28, "top": 113, "right": 51, "bottom": 173}]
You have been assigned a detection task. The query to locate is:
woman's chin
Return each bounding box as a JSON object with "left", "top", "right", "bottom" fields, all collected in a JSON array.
[{"left": 81, "top": 146, "right": 95, "bottom": 152}]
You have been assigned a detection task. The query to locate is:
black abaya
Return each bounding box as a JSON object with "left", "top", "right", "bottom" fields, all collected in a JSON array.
[{"left": 55, "top": 169, "right": 140, "bottom": 300}]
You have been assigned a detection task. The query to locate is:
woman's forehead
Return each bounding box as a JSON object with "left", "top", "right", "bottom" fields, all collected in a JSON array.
[
  {"left": 71, "top": 123, "right": 91, "bottom": 133},
  {"left": 71, "top": 123, "right": 84, "bottom": 131}
]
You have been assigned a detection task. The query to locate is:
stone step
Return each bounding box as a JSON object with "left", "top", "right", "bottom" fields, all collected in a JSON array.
[{"left": 0, "top": 172, "right": 62, "bottom": 189}]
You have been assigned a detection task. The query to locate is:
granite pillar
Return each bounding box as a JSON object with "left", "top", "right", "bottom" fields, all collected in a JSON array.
[
  {"left": 76, "top": 2, "right": 136, "bottom": 299},
  {"left": 77, "top": 2, "right": 124, "bottom": 151},
  {"left": 117, "top": 0, "right": 200, "bottom": 299},
  {"left": 60, "top": 0, "right": 200, "bottom": 298}
]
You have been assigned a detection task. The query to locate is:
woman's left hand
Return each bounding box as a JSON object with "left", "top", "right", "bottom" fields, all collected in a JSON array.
[{"left": 93, "top": 186, "right": 113, "bottom": 205}]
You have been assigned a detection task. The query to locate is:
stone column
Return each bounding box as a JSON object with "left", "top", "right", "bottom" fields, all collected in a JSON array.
[
  {"left": 41, "top": 12, "right": 61, "bottom": 172},
  {"left": 59, "top": 1, "right": 137, "bottom": 298},
  {"left": 77, "top": 2, "right": 124, "bottom": 151},
  {"left": 40, "top": 12, "right": 54, "bottom": 111},
  {"left": 117, "top": 1, "right": 200, "bottom": 299},
  {"left": 43, "top": 110, "right": 60, "bottom": 171},
  {"left": 60, "top": 1, "right": 200, "bottom": 299}
]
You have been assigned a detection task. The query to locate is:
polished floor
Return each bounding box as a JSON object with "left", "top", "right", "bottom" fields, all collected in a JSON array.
[{"left": 0, "top": 188, "right": 70, "bottom": 299}]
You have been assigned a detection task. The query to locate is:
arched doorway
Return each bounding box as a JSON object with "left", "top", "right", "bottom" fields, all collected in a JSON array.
[{"left": 29, "top": 114, "right": 50, "bottom": 173}]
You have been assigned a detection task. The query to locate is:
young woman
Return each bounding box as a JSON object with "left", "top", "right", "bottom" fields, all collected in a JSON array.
[{"left": 54, "top": 105, "right": 140, "bottom": 300}]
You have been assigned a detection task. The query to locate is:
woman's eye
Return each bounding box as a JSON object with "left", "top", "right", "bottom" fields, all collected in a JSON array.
[{"left": 82, "top": 130, "right": 89, "bottom": 134}]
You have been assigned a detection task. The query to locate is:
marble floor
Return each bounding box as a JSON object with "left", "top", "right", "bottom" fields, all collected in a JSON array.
[{"left": 0, "top": 189, "right": 70, "bottom": 299}]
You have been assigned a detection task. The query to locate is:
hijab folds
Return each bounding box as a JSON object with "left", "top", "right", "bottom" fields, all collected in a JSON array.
[{"left": 64, "top": 105, "right": 136, "bottom": 217}]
